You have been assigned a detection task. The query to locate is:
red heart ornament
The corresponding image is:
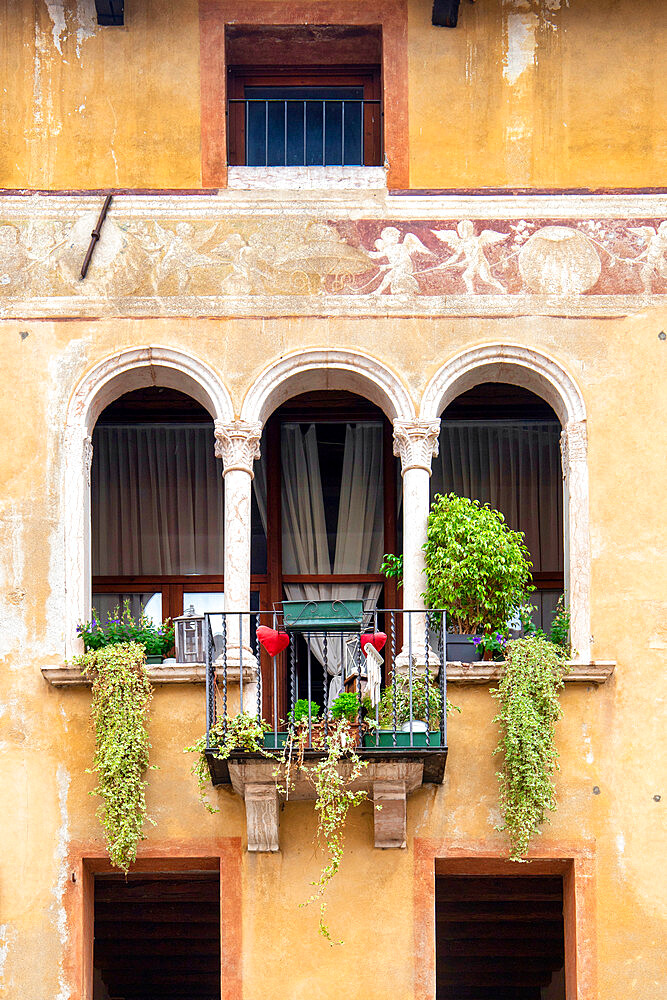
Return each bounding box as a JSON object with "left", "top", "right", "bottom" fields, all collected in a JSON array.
[
  {"left": 360, "top": 632, "right": 387, "bottom": 656},
  {"left": 256, "top": 626, "right": 290, "bottom": 657}
]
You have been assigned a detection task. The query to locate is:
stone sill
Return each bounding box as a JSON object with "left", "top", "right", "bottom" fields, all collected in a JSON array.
[
  {"left": 41, "top": 660, "right": 615, "bottom": 688},
  {"left": 226, "top": 165, "right": 387, "bottom": 190}
]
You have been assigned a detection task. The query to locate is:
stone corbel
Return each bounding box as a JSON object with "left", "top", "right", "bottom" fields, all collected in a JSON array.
[
  {"left": 372, "top": 780, "right": 408, "bottom": 849},
  {"left": 244, "top": 783, "right": 280, "bottom": 852}
]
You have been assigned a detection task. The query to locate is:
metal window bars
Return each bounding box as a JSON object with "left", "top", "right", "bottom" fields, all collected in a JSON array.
[
  {"left": 204, "top": 608, "right": 448, "bottom": 754},
  {"left": 227, "top": 98, "right": 383, "bottom": 167}
]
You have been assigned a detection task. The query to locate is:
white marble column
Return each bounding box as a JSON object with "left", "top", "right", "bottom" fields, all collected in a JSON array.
[
  {"left": 561, "top": 420, "right": 591, "bottom": 662},
  {"left": 393, "top": 420, "right": 441, "bottom": 673},
  {"left": 215, "top": 420, "right": 262, "bottom": 698}
]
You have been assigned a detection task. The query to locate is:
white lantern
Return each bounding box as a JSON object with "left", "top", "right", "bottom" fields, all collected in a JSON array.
[{"left": 174, "top": 609, "right": 205, "bottom": 664}]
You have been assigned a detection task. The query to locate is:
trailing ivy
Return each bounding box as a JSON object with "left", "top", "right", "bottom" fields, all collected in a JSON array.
[
  {"left": 299, "top": 720, "right": 367, "bottom": 944},
  {"left": 492, "top": 636, "right": 569, "bottom": 861},
  {"left": 185, "top": 712, "right": 269, "bottom": 813},
  {"left": 79, "top": 642, "right": 154, "bottom": 872}
]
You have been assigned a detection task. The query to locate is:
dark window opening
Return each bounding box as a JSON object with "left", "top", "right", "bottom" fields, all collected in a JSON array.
[
  {"left": 226, "top": 26, "right": 382, "bottom": 167},
  {"left": 93, "top": 871, "right": 221, "bottom": 1000},
  {"left": 435, "top": 383, "right": 564, "bottom": 634},
  {"left": 436, "top": 874, "right": 566, "bottom": 1000}
]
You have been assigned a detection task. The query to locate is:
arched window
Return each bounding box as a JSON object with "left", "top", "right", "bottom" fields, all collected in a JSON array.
[
  {"left": 431, "top": 382, "right": 563, "bottom": 632},
  {"left": 91, "top": 387, "right": 224, "bottom": 626}
]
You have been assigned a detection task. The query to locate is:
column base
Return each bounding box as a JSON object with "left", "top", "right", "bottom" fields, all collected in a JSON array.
[{"left": 395, "top": 645, "right": 440, "bottom": 677}]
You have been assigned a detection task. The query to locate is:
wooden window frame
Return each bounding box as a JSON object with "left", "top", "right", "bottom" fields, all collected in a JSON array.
[
  {"left": 199, "top": 0, "right": 409, "bottom": 189},
  {"left": 226, "top": 64, "right": 382, "bottom": 167}
]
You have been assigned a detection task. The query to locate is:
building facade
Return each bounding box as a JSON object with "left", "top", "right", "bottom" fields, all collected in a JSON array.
[{"left": 0, "top": 1, "right": 665, "bottom": 998}]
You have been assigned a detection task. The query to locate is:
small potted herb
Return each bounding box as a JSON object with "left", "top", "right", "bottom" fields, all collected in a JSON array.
[
  {"left": 78, "top": 600, "right": 174, "bottom": 663},
  {"left": 264, "top": 698, "right": 322, "bottom": 749}
]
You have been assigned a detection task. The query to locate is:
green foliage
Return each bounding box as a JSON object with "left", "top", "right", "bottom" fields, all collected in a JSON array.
[
  {"left": 78, "top": 642, "right": 153, "bottom": 873},
  {"left": 492, "top": 636, "right": 569, "bottom": 861},
  {"left": 376, "top": 674, "right": 457, "bottom": 728},
  {"left": 290, "top": 698, "right": 321, "bottom": 724},
  {"left": 330, "top": 692, "right": 360, "bottom": 723},
  {"left": 381, "top": 552, "right": 403, "bottom": 588},
  {"left": 185, "top": 712, "right": 269, "bottom": 812},
  {"left": 472, "top": 628, "right": 509, "bottom": 659},
  {"left": 300, "top": 720, "right": 367, "bottom": 944},
  {"left": 78, "top": 599, "right": 174, "bottom": 657},
  {"left": 423, "top": 493, "right": 534, "bottom": 634},
  {"left": 517, "top": 595, "right": 571, "bottom": 654}
]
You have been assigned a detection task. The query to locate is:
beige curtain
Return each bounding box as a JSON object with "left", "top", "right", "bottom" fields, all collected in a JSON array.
[{"left": 92, "top": 423, "right": 224, "bottom": 575}]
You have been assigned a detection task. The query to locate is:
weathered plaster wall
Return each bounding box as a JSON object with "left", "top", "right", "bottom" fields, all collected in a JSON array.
[
  {"left": 0, "top": 0, "right": 665, "bottom": 190},
  {"left": 0, "top": 292, "right": 665, "bottom": 995}
]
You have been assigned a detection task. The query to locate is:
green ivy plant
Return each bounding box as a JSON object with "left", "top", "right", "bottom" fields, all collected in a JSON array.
[
  {"left": 185, "top": 712, "right": 270, "bottom": 812},
  {"left": 492, "top": 635, "right": 569, "bottom": 861},
  {"left": 187, "top": 712, "right": 367, "bottom": 943},
  {"left": 423, "top": 493, "right": 534, "bottom": 634},
  {"left": 374, "top": 674, "right": 455, "bottom": 729},
  {"left": 77, "top": 642, "right": 154, "bottom": 872},
  {"left": 301, "top": 719, "right": 367, "bottom": 944}
]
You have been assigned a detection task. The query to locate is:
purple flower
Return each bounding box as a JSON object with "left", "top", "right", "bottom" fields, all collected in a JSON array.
[{"left": 472, "top": 636, "right": 483, "bottom": 646}]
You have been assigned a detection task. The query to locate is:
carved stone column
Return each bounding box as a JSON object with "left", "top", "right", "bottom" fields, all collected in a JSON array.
[
  {"left": 215, "top": 421, "right": 262, "bottom": 697},
  {"left": 393, "top": 420, "right": 441, "bottom": 673},
  {"left": 560, "top": 420, "right": 591, "bottom": 662}
]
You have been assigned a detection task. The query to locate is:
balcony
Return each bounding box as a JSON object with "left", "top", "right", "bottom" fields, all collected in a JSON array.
[{"left": 198, "top": 605, "right": 448, "bottom": 850}]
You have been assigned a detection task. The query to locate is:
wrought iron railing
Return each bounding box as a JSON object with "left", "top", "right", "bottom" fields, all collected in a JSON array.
[
  {"left": 203, "top": 608, "right": 448, "bottom": 754},
  {"left": 227, "top": 98, "right": 383, "bottom": 167}
]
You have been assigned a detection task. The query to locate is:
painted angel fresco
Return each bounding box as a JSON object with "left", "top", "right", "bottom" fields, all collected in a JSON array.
[
  {"left": 367, "top": 227, "right": 434, "bottom": 295},
  {"left": 430, "top": 220, "right": 510, "bottom": 293},
  {"left": 629, "top": 221, "right": 667, "bottom": 292}
]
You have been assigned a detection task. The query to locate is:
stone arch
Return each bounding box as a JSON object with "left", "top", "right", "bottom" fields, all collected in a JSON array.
[
  {"left": 420, "top": 343, "right": 585, "bottom": 426},
  {"left": 421, "top": 344, "right": 591, "bottom": 663},
  {"left": 67, "top": 345, "right": 234, "bottom": 436},
  {"left": 240, "top": 348, "right": 416, "bottom": 424},
  {"left": 63, "top": 346, "right": 234, "bottom": 659}
]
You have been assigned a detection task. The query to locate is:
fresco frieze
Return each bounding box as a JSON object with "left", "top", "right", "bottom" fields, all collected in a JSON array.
[{"left": 0, "top": 208, "right": 665, "bottom": 316}]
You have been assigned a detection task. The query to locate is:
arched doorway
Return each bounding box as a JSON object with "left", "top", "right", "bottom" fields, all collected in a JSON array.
[{"left": 251, "top": 389, "right": 401, "bottom": 713}]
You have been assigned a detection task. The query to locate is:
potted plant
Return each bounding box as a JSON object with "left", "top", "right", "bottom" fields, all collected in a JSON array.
[
  {"left": 423, "top": 493, "right": 534, "bottom": 662},
  {"left": 363, "top": 675, "right": 452, "bottom": 748},
  {"left": 330, "top": 691, "right": 362, "bottom": 746},
  {"left": 263, "top": 698, "right": 322, "bottom": 749},
  {"left": 78, "top": 600, "right": 175, "bottom": 663}
]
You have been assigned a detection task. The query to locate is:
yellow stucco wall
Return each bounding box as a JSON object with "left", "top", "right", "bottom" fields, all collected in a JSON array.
[
  {"left": 0, "top": 0, "right": 665, "bottom": 190},
  {"left": 0, "top": 311, "right": 665, "bottom": 996}
]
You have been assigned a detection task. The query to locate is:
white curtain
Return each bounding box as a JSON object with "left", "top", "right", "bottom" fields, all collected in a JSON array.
[
  {"left": 92, "top": 423, "right": 224, "bottom": 575},
  {"left": 430, "top": 421, "right": 562, "bottom": 573},
  {"left": 254, "top": 423, "right": 384, "bottom": 698}
]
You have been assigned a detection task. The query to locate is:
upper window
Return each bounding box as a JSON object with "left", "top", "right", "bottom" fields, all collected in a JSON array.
[{"left": 225, "top": 27, "right": 382, "bottom": 168}]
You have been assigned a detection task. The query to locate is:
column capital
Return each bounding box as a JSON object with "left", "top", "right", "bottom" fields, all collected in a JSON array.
[
  {"left": 392, "top": 419, "right": 440, "bottom": 475},
  {"left": 560, "top": 420, "right": 587, "bottom": 468},
  {"left": 214, "top": 420, "right": 262, "bottom": 477}
]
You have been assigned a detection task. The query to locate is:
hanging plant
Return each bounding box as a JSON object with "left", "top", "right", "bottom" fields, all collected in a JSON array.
[
  {"left": 187, "top": 714, "right": 367, "bottom": 943},
  {"left": 492, "top": 635, "right": 569, "bottom": 861},
  {"left": 298, "top": 719, "right": 367, "bottom": 944},
  {"left": 78, "top": 641, "right": 154, "bottom": 872}
]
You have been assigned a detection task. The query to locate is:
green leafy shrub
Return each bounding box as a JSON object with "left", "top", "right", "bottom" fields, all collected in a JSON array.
[
  {"left": 330, "top": 692, "right": 360, "bottom": 723},
  {"left": 78, "top": 642, "right": 153, "bottom": 872},
  {"left": 492, "top": 635, "right": 569, "bottom": 860},
  {"left": 423, "top": 493, "right": 534, "bottom": 634},
  {"left": 380, "top": 552, "right": 403, "bottom": 587},
  {"left": 78, "top": 600, "right": 174, "bottom": 657}
]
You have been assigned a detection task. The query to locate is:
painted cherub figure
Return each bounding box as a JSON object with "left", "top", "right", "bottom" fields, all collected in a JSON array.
[
  {"left": 629, "top": 221, "right": 667, "bottom": 293},
  {"left": 368, "top": 226, "right": 433, "bottom": 295},
  {"left": 430, "top": 219, "right": 510, "bottom": 294}
]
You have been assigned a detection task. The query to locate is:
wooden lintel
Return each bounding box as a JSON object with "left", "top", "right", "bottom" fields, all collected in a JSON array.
[{"left": 432, "top": 0, "right": 462, "bottom": 28}]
